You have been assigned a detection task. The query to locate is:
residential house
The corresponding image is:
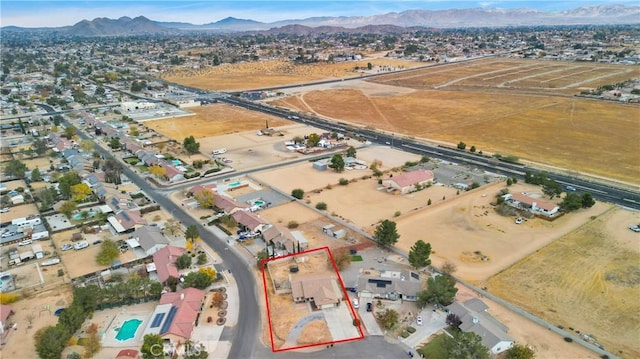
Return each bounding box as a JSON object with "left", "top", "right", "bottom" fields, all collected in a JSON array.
[
  {"left": 231, "top": 210, "right": 268, "bottom": 233},
  {"left": 143, "top": 288, "right": 205, "bottom": 345},
  {"left": 503, "top": 193, "right": 560, "bottom": 218},
  {"left": 262, "top": 224, "right": 298, "bottom": 254},
  {"left": 188, "top": 183, "right": 217, "bottom": 196},
  {"left": 213, "top": 193, "right": 247, "bottom": 214},
  {"left": 163, "top": 164, "right": 184, "bottom": 183},
  {"left": 133, "top": 225, "right": 170, "bottom": 256},
  {"left": 290, "top": 274, "right": 342, "bottom": 309},
  {"left": 382, "top": 169, "right": 434, "bottom": 194},
  {"left": 447, "top": 298, "right": 514, "bottom": 355},
  {"left": 107, "top": 210, "right": 146, "bottom": 233},
  {"left": 151, "top": 245, "right": 185, "bottom": 283},
  {"left": 125, "top": 140, "right": 143, "bottom": 155},
  {"left": 357, "top": 272, "right": 422, "bottom": 301}
]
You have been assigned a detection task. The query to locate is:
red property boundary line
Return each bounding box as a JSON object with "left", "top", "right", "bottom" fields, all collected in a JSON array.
[{"left": 260, "top": 246, "right": 365, "bottom": 352}]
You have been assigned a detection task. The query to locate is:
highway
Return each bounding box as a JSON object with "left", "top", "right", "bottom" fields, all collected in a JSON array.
[{"left": 217, "top": 96, "right": 640, "bottom": 210}]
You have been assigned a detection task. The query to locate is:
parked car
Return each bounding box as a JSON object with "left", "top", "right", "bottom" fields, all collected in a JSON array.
[
  {"left": 349, "top": 249, "right": 357, "bottom": 255},
  {"left": 352, "top": 298, "right": 359, "bottom": 309},
  {"left": 1, "top": 231, "right": 16, "bottom": 238},
  {"left": 629, "top": 225, "right": 640, "bottom": 233},
  {"left": 18, "top": 239, "right": 33, "bottom": 246},
  {"left": 0, "top": 207, "right": 10, "bottom": 213},
  {"left": 515, "top": 217, "right": 523, "bottom": 224},
  {"left": 60, "top": 244, "right": 73, "bottom": 251},
  {"left": 565, "top": 185, "right": 577, "bottom": 192},
  {"left": 74, "top": 241, "right": 89, "bottom": 250},
  {"left": 366, "top": 302, "right": 373, "bottom": 312},
  {"left": 416, "top": 316, "right": 423, "bottom": 326},
  {"left": 92, "top": 240, "right": 103, "bottom": 245}
]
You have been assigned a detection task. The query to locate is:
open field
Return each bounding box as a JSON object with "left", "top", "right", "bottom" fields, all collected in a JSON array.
[
  {"left": 271, "top": 84, "right": 640, "bottom": 184},
  {"left": 143, "top": 103, "right": 292, "bottom": 141},
  {"left": 485, "top": 207, "right": 640, "bottom": 359},
  {"left": 393, "top": 182, "right": 611, "bottom": 282},
  {"left": 162, "top": 58, "right": 424, "bottom": 91},
  {"left": 0, "top": 203, "right": 39, "bottom": 223}
]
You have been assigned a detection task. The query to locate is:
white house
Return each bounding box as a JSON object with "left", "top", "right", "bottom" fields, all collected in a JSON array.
[
  {"left": 447, "top": 298, "right": 514, "bottom": 355},
  {"left": 503, "top": 193, "right": 560, "bottom": 218},
  {"left": 382, "top": 169, "right": 434, "bottom": 194}
]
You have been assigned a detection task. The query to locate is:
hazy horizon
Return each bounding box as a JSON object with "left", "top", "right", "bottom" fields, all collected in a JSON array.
[{"left": 1, "top": 0, "right": 637, "bottom": 28}]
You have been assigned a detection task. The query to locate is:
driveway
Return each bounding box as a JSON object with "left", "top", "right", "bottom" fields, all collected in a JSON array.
[
  {"left": 358, "top": 302, "right": 384, "bottom": 336},
  {"left": 323, "top": 303, "right": 361, "bottom": 340},
  {"left": 401, "top": 308, "right": 447, "bottom": 348},
  {"left": 283, "top": 312, "right": 326, "bottom": 347}
]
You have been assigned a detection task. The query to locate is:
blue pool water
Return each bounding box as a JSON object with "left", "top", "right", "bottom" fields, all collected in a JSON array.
[
  {"left": 115, "top": 319, "right": 142, "bottom": 341},
  {"left": 172, "top": 160, "right": 181, "bottom": 165},
  {"left": 251, "top": 200, "right": 265, "bottom": 207},
  {"left": 228, "top": 181, "right": 242, "bottom": 187},
  {"left": 72, "top": 211, "right": 97, "bottom": 220}
]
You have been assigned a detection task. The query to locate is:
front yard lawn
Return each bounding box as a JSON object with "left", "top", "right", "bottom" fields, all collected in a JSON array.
[
  {"left": 417, "top": 333, "right": 448, "bottom": 359},
  {"left": 351, "top": 255, "right": 363, "bottom": 262}
]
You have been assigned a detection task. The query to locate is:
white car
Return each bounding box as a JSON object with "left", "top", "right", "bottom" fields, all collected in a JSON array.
[
  {"left": 0, "top": 207, "right": 10, "bottom": 213},
  {"left": 352, "top": 298, "right": 359, "bottom": 309},
  {"left": 515, "top": 217, "right": 523, "bottom": 224},
  {"left": 60, "top": 244, "right": 73, "bottom": 251},
  {"left": 213, "top": 148, "right": 227, "bottom": 155},
  {"left": 18, "top": 239, "right": 33, "bottom": 246},
  {"left": 416, "top": 316, "right": 423, "bottom": 326}
]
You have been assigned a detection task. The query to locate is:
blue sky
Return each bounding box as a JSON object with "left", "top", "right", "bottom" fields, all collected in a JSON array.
[{"left": 1, "top": 0, "right": 636, "bottom": 27}]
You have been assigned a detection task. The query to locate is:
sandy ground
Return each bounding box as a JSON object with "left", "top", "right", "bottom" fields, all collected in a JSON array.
[
  {"left": 394, "top": 182, "right": 612, "bottom": 282},
  {"left": 2, "top": 179, "right": 27, "bottom": 191},
  {"left": 455, "top": 285, "right": 599, "bottom": 359},
  {"left": 269, "top": 60, "right": 640, "bottom": 184},
  {"left": 22, "top": 157, "right": 54, "bottom": 170},
  {"left": 259, "top": 202, "right": 322, "bottom": 227},
  {"left": 0, "top": 203, "right": 39, "bottom": 223},
  {"left": 486, "top": 207, "right": 640, "bottom": 359},
  {"left": 162, "top": 58, "right": 424, "bottom": 91},
  {"left": 2, "top": 285, "right": 74, "bottom": 359},
  {"left": 143, "top": 103, "right": 292, "bottom": 141}
]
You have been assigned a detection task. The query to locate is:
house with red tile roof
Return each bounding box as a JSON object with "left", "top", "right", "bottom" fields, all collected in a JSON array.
[
  {"left": 290, "top": 274, "right": 341, "bottom": 309},
  {"left": 163, "top": 164, "right": 184, "bottom": 183},
  {"left": 142, "top": 288, "right": 206, "bottom": 345},
  {"left": 213, "top": 193, "right": 248, "bottom": 214},
  {"left": 188, "top": 183, "right": 217, "bottom": 196},
  {"left": 152, "top": 245, "right": 185, "bottom": 283},
  {"left": 382, "top": 169, "right": 434, "bottom": 194},
  {"left": 108, "top": 210, "right": 147, "bottom": 233},
  {"left": 232, "top": 210, "right": 268, "bottom": 233}
]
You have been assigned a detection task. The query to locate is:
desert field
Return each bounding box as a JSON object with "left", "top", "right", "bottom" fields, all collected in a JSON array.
[
  {"left": 162, "top": 58, "right": 424, "bottom": 91},
  {"left": 393, "top": 182, "right": 612, "bottom": 282},
  {"left": 271, "top": 84, "right": 640, "bottom": 184},
  {"left": 485, "top": 207, "right": 640, "bottom": 359},
  {"left": 143, "top": 103, "right": 292, "bottom": 141}
]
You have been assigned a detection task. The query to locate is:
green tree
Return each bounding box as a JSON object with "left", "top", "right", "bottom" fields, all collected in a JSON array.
[
  {"left": 256, "top": 250, "right": 269, "bottom": 268},
  {"left": 469, "top": 145, "right": 476, "bottom": 153},
  {"left": 291, "top": 188, "right": 304, "bottom": 199},
  {"left": 141, "top": 334, "right": 165, "bottom": 359},
  {"left": 96, "top": 240, "right": 120, "bottom": 265},
  {"left": 36, "top": 187, "right": 58, "bottom": 210},
  {"left": 58, "top": 171, "right": 81, "bottom": 199},
  {"left": 64, "top": 126, "right": 76, "bottom": 139},
  {"left": 31, "top": 167, "right": 43, "bottom": 182},
  {"left": 35, "top": 325, "right": 71, "bottom": 359},
  {"left": 306, "top": 133, "right": 320, "bottom": 147},
  {"left": 52, "top": 115, "right": 63, "bottom": 126},
  {"left": 505, "top": 344, "right": 536, "bottom": 359},
  {"left": 329, "top": 154, "right": 345, "bottom": 172},
  {"left": 183, "top": 135, "right": 200, "bottom": 154},
  {"left": 315, "top": 202, "right": 328, "bottom": 210},
  {"left": 80, "top": 140, "right": 95, "bottom": 153},
  {"left": 32, "top": 138, "right": 48, "bottom": 155},
  {"left": 581, "top": 193, "right": 595, "bottom": 208},
  {"left": 194, "top": 190, "right": 215, "bottom": 209},
  {"left": 346, "top": 146, "right": 357, "bottom": 158},
  {"left": 333, "top": 248, "right": 352, "bottom": 270},
  {"left": 457, "top": 141, "right": 466, "bottom": 150},
  {"left": 197, "top": 252, "right": 207, "bottom": 265},
  {"left": 83, "top": 323, "right": 101, "bottom": 358},
  {"left": 373, "top": 220, "right": 400, "bottom": 248},
  {"left": 71, "top": 183, "right": 92, "bottom": 201},
  {"left": 58, "top": 304, "right": 85, "bottom": 334},
  {"left": 185, "top": 225, "right": 199, "bottom": 241},
  {"left": 408, "top": 240, "right": 432, "bottom": 269},
  {"left": 417, "top": 274, "right": 458, "bottom": 307},
  {"left": 367, "top": 62, "right": 373, "bottom": 70},
  {"left": 109, "top": 137, "right": 121, "bottom": 149},
  {"left": 4, "top": 159, "right": 27, "bottom": 178},
  {"left": 184, "top": 340, "right": 209, "bottom": 359},
  {"left": 560, "top": 193, "right": 582, "bottom": 212},
  {"left": 103, "top": 158, "right": 123, "bottom": 184},
  {"left": 376, "top": 308, "right": 399, "bottom": 330},
  {"left": 59, "top": 201, "right": 78, "bottom": 218},
  {"left": 542, "top": 179, "right": 562, "bottom": 199},
  {"left": 182, "top": 271, "right": 214, "bottom": 289},
  {"left": 175, "top": 253, "right": 192, "bottom": 270},
  {"left": 443, "top": 331, "right": 490, "bottom": 359}
]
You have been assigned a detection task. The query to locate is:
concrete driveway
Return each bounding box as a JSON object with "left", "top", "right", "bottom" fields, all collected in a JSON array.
[
  {"left": 401, "top": 308, "right": 447, "bottom": 348},
  {"left": 358, "top": 302, "right": 384, "bottom": 336},
  {"left": 323, "top": 303, "right": 360, "bottom": 340}
]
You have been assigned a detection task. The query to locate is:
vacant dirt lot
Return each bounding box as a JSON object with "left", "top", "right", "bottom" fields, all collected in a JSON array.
[
  {"left": 271, "top": 84, "right": 640, "bottom": 184},
  {"left": 394, "top": 182, "right": 611, "bottom": 282},
  {"left": 143, "top": 103, "right": 292, "bottom": 141},
  {"left": 162, "top": 58, "right": 424, "bottom": 91},
  {"left": 485, "top": 207, "right": 640, "bottom": 359}
]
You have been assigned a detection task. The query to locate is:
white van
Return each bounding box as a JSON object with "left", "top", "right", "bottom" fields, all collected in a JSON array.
[
  {"left": 212, "top": 148, "right": 227, "bottom": 155},
  {"left": 74, "top": 241, "right": 89, "bottom": 250}
]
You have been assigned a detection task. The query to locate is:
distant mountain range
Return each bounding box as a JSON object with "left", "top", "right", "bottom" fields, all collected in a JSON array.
[{"left": 2, "top": 5, "right": 639, "bottom": 37}]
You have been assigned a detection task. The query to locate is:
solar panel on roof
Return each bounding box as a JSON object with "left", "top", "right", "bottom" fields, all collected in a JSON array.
[
  {"left": 160, "top": 306, "right": 177, "bottom": 334},
  {"left": 368, "top": 279, "right": 392, "bottom": 288},
  {"left": 121, "top": 212, "right": 131, "bottom": 221},
  {"left": 151, "top": 312, "right": 165, "bottom": 328}
]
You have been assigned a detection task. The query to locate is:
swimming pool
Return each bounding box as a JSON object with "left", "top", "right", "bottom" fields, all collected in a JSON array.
[
  {"left": 72, "top": 211, "right": 97, "bottom": 220},
  {"left": 228, "top": 181, "right": 242, "bottom": 187},
  {"left": 115, "top": 319, "right": 142, "bottom": 341},
  {"left": 172, "top": 159, "right": 182, "bottom": 166},
  {"left": 249, "top": 199, "right": 265, "bottom": 207}
]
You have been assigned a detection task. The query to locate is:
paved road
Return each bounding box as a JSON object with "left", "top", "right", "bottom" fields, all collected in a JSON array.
[
  {"left": 255, "top": 335, "right": 409, "bottom": 359},
  {"left": 401, "top": 309, "right": 447, "bottom": 349},
  {"left": 61, "top": 118, "right": 260, "bottom": 359}
]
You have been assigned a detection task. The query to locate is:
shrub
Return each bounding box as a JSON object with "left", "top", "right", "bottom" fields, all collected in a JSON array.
[
  {"left": 339, "top": 178, "right": 349, "bottom": 185},
  {"left": 406, "top": 326, "right": 416, "bottom": 333},
  {"left": 316, "top": 202, "right": 327, "bottom": 210},
  {"left": 352, "top": 318, "right": 360, "bottom": 327},
  {"left": 564, "top": 337, "right": 573, "bottom": 342},
  {"left": 0, "top": 293, "right": 20, "bottom": 304},
  {"left": 394, "top": 211, "right": 401, "bottom": 217},
  {"left": 291, "top": 188, "right": 304, "bottom": 199},
  {"left": 287, "top": 220, "right": 299, "bottom": 229},
  {"left": 401, "top": 331, "right": 410, "bottom": 338}
]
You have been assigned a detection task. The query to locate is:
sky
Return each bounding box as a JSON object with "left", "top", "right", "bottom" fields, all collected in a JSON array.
[{"left": 1, "top": 0, "right": 637, "bottom": 27}]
